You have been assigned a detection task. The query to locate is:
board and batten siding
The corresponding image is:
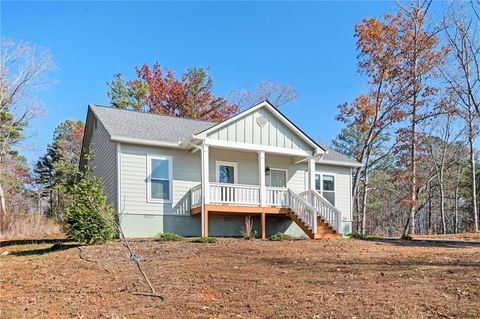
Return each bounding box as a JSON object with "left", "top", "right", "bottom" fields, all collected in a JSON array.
[
  {"left": 119, "top": 144, "right": 201, "bottom": 216},
  {"left": 207, "top": 107, "right": 314, "bottom": 154},
  {"left": 316, "top": 164, "right": 353, "bottom": 234},
  {"left": 89, "top": 119, "right": 118, "bottom": 212}
]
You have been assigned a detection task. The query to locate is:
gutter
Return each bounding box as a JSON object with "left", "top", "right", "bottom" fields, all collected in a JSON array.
[
  {"left": 110, "top": 136, "right": 184, "bottom": 148},
  {"left": 317, "top": 159, "right": 363, "bottom": 168}
]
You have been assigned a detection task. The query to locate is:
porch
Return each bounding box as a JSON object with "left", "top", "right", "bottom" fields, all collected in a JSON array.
[
  {"left": 190, "top": 128, "right": 343, "bottom": 239},
  {"left": 190, "top": 182, "right": 342, "bottom": 239}
]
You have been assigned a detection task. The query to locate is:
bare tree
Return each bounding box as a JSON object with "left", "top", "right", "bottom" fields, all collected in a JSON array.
[
  {"left": 426, "top": 113, "right": 463, "bottom": 234},
  {"left": 442, "top": 6, "right": 480, "bottom": 231},
  {"left": 0, "top": 38, "right": 53, "bottom": 214},
  {"left": 229, "top": 80, "right": 298, "bottom": 109}
]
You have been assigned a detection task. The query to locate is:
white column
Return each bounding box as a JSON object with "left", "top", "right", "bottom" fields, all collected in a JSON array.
[
  {"left": 258, "top": 151, "right": 266, "bottom": 207},
  {"left": 201, "top": 144, "right": 210, "bottom": 237},
  {"left": 202, "top": 144, "right": 210, "bottom": 204},
  {"left": 308, "top": 156, "right": 317, "bottom": 234},
  {"left": 308, "top": 157, "right": 316, "bottom": 191}
]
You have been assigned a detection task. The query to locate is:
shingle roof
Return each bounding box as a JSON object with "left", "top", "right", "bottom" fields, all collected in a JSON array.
[
  {"left": 316, "top": 142, "right": 359, "bottom": 165},
  {"left": 88, "top": 105, "right": 360, "bottom": 166},
  {"left": 90, "top": 105, "right": 215, "bottom": 144}
]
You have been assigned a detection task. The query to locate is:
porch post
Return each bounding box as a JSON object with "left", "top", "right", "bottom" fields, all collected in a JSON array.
[
  {"left": 308, "top": 157, "right": 316, "bottom": 191},
  {"left": 258, "top": 151, "right": 266, "bottom": 207},
  {"left": 308, "top": 156, "right": 317, "bottom": 235},
  {"left": 201, "top": 144, "right": 210, "bottom": 237},
  {"left": 261, "top": 211, "right": 266, "bottom": 240}
]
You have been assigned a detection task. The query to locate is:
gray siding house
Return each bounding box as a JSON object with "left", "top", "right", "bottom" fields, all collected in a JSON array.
[{"left": 80, "top": 101, "right": 361, "bottom": 239}]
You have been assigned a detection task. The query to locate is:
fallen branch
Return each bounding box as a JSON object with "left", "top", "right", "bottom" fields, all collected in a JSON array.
[{"left": 131, "top": 291, "right": 165, "bottom": 300}]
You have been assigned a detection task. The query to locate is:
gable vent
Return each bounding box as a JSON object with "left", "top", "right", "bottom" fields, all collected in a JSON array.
[{"left": 256, "top": 115, "right": 266, "bottom": 127}]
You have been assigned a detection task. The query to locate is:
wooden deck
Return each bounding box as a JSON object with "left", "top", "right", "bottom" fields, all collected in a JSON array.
[
  {"left": 191, "top": 204, "right": 289, "bottom": 240},
  {"left": 191, "top": 204, "right": 340, "bottom": 239}
]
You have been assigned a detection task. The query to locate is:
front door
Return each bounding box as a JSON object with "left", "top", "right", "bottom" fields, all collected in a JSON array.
[
  {"left": 216, "top": 161, "right": 238, "bottom": 202},
  {"left": 216, "top": 161, "right": 237, "bottom": 184}
]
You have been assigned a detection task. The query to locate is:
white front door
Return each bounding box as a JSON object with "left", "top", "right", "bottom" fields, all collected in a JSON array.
[{"left": 216, "top": 161, "right": 238, "bottom": 184}]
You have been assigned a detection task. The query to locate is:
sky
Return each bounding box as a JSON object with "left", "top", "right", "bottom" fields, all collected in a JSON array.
[{"left": 1, "top": 1, "right": 446, "bottom": 166}]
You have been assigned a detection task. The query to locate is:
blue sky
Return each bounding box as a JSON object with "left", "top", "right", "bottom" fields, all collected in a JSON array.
[{"left": 2, "top": 1, "right": 440, "bottom": 165}]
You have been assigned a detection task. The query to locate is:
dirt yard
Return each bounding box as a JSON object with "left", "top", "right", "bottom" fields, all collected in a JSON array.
[{"left": 1, "top": 238, "right": 479, "bottom": 319}]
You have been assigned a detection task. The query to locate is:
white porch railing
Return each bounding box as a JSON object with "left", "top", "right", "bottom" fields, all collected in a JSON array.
[
  {"left": 191, "top": 184, "right": 202, "bottom": 207},
  {"left": 210, "top": 183, "right": 260, "bottom": 206},
  {"left": 191, "top": 183, "right": 341, "bottom": 235},
  {"left": 288, "top": 189, "right": 317, "bottom": 234},
  {"left": 266, "top": 187, "right": 289, "bottom": 206},
  {"left": 301, "top": 189, "right": 342, "bottom": 233}
]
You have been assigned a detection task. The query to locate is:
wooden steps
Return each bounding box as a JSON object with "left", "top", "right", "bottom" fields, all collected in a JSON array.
[{"left": 287, "top": 209, "right": 341, "bottom": 239}]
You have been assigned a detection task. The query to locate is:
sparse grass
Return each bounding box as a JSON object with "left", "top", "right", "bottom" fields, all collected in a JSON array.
[
  {"left": 190, "top": 236, "right": 217, "bottom": 243},
  {"left": 268, "top": 232, "right": 295, "bottom": 241},
  {"left": 240, "top": 230, "right": 257, "bottom": 240},
  {"left": 154, "top": 232, "right": 183, "bottom": 241},
  {"left": 346, "top": 233, "right": 382, "bottom": 240},
  {"left": 0, "top": 213, "right": 60, "bottom": 240}
]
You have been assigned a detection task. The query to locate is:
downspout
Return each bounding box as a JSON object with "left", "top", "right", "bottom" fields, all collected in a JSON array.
[{"left": 190, "top": 142, "right": 205, "bottom": 236}]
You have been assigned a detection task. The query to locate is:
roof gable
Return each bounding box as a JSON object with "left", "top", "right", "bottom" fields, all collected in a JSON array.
[{"left": 194, "top": 101, "right": 325, "bottom": 156}]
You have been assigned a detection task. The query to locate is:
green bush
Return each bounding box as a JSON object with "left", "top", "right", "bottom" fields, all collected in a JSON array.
[
  {"left": 64, "top": 173, "right": 114, "bottom": 244},
  {"left": 190, "top": 236, "right": 217, "bottom": 243},
  {"left": 268, "top": 232, "right": 295, "bottom": 241},
  {"left": 154, "top": 232, "right": 183, "bottom": 241}
]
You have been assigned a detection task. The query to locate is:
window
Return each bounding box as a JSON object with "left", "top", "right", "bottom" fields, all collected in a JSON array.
[
  {"left": 268, "top": 168, "right": 287, "bottom": 188},
  {"left": 315, "top": 173, "right": 335, "bottom": 206},
  {"left": 216, "top": 161, "right": 238, "bottom": 184},
  {"left": 147, "top": 155, "right": 172, "bottom": 202}
]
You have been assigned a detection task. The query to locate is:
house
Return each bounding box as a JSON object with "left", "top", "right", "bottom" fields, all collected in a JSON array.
[{"left": 79, "top": 101, "right": 362, "bottom": 239}]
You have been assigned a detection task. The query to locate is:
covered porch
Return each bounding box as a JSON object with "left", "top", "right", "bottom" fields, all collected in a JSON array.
[{"left": 189, "top": 144, "right": 341, "bottom": 239}]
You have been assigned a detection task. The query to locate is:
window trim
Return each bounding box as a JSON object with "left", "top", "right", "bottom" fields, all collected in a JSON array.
[
  {"left": 315, "top": 172, "right": 337, "bottom": 206},
  {"left": 147, "top": 154, "right": 173, "bottom": 203},
  {"left": 267, "top": 167, "right": 288, "bottom": 189},
  {"left": 215, "top": 161, "right": 238, "bottom": 184}
]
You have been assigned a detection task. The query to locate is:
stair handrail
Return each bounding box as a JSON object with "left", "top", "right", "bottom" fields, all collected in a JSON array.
[
  {"left": 306, "top": 189, "right": 342, "bottom": 233},
  {"left": 191, "top": 184, "right": 202, "bottom": 207},
  {"left": 287, "top": 189, "right": 318, "bottom": 234}
]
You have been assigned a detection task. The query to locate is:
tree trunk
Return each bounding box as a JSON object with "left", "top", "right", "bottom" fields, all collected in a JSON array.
[
  {"left": 409, "top": 115, "right": 417, "bottom": 235},
  {"left": 355, "top": 189, "right": 360, "bottom": 234},
  {"left": 428, "top": 182, "right": 433, "bottom": 235},
  {"left": 361, "top": 177, "right": 369, "bottom": 235},
  {"left": 0, "top": 183, "right": 6, "bottom": 215},
  {"left": 361, "top": 153, "right": 370, "bottom": 235},
  {"left": 454, "top": 184, "right": 459, "bottom": 234},
  {"left": 439, "top": 177, "right": 446, "bottom": 234},
  {"left": 468, "top": 121, "right": 478, "bottom": 232},
  {"left": 0, "top": 155, "right": 6, "bottom": 214}
]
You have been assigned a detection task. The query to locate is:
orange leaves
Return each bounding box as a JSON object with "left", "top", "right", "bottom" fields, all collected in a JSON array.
[{"left": 127, "top": 63, "right": 238, "bottom": 122}]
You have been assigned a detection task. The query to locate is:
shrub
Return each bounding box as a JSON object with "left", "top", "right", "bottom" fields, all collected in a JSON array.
[
  {"left": 268, "top": 232, "right": 294, "bottom": 241},
  {"left": 190, "top": 236, "right": 217, "bottom": 243},
  {"left": 154, "top": 232, "right": 183, "bottom": 241},
  {"left": 240, "top": 230, "right": 258, "bottom": 240},
  {"left": 64, "top": 173, "right": 114, "bottom": 244},
  {"left": 401, "top": 234, "right": 413, "bottom": 240}
]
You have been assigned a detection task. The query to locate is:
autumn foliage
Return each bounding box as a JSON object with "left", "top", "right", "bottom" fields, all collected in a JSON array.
[{"left": 107, "top": 63, "right": 238, "bottom": 122}]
